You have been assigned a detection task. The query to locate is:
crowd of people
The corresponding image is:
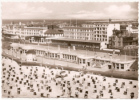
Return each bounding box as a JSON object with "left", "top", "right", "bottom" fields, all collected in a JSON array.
[{"left": 2, "top": 56, "right": 138, "bottom": 98}]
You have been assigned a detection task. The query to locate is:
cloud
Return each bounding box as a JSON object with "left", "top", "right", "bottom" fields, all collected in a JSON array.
[
  {"left": 65, "top": 4, "right": 138, "bottom": 19},
  {"left": 66, "top": 10, "right": 105, "bottom": 19},
  {"left": 105, "top": 5, "right": 135, "bottom": 13},
  {"left": 2, "top": 3, "right": 52, "bottom": 19},
  {"left": 104, "top": 5, "right": 138, "bottom": 19},
  {"left": 2, "top": 2, "right": 138, "bottom": 19}
]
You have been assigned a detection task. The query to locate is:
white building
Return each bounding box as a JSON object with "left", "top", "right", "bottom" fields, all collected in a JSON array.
[
  {"left": 63, "top": 27, "right": 96, "bottom": 40},
  {"left": 126, "top": 24, "right": 138, "bottom": 34},
  {"left": 63, "top": 23, "right": 120, "bottom": 44}
]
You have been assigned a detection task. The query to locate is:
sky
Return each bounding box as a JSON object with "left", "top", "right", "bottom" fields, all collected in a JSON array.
[{"left": 2, "top": 2, "right": 138, "bottom": 19}]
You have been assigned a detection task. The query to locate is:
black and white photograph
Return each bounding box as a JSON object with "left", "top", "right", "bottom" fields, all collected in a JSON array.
[{"left": 1, "top": 0, "right": 139, "bottom": 99}]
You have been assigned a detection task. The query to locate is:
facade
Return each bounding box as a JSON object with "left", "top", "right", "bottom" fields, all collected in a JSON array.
[
  {"left": 26, "top": 50, "right": 37, "bottom": 62},
  {"left": 108, "top": 29, "right": 138, "bottom": 49},
  {"left": 130, "top": 27, "right": 138, "bottom": 34},
  {"left": 126, "top": 24, "right": 138, "bottom": 34},
  {"left": 25, "top": 28, "right": 63, "bottom": 44},
  {"left": 8, "top": 43, "right": 135, "bottom": 71},
  {"left": 63, "top": 27, "right": 96, "bottom": 41},
  {"left": 63, "top": 23, "right": 120, "bottom": 44},
  {"left": 22, "top": 27, "right": 46, "bottom": 36},
  {"left": 57, "top": 23, "right": 70, "bottom": 28},
  {"left": 51, "top": 38, "right": 107, "bottom": 50},
  {"left": 3, "top": 24, "right": 64, "bottom": 44}
]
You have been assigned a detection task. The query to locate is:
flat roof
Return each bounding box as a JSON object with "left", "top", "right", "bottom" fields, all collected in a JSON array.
[
  {"left": 10, "top": 43, "right": 135, "bottom": 63},
  {"left": 52, "top": 38, "right": 101, "bottom": 44},
  {"left": 63, "top": 27, "right": 95, "bottom": 30},
  {"left": 24, "top": 27, "right": 44, "bottom": 30}
]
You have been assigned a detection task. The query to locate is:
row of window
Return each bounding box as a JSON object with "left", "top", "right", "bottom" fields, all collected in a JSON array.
[
  {"left": 64, "top": 32, "right": 107, "bottom": 37},
  {"left": 24, "top": 29, "right": 42, "bottom": 32},
  {"left": 65, "top": 36, "right": 107, "bottom": 41},
  {"left": 64, "top": 29, "right": 107, "bottom": 32},
  {"left": 65, "top": 34, "right": 107, "bottom": 38},
  {"left": 82, "top": 24, "right": 108, "bottom": 27},
  {"left": 63, "top": 54, "right": 77, "bottom": 60}
]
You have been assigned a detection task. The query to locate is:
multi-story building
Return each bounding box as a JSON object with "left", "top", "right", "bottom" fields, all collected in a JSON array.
[
  {"left": 63, "top": 27, "right": 96, "bottom": 40},
  {"left": 57, "top": 22, "right": 70, "bottom": 28},
  {"left": 126, "top": 24, "right": 138, "bottom": 34},
  {"left": 22, "top": 27, "right": 46, "bottom": 36},
  {"left": 108, "top": 29, "right": 138, "bottom": 50},
  {"left": 63, "top": 23, "right": 120, "bottom": 44},
  {"left": 3, "top": 24, "right": 63, "bottom": 44}
]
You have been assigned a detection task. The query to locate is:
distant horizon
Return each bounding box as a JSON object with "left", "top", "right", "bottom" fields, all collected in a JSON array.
[{"left": 2, "top": 18, "right": 138, "bottom": 20}]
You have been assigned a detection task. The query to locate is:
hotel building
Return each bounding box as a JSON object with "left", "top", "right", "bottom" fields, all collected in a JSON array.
[
  {"left": 63, "top": 23, "right": 120, "bottom": 44},
  {"left": 3, "top": 24, "right": 63, "bottom": 44}
]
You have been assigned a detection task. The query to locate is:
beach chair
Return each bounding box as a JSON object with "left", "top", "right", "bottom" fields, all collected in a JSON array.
[
  {"left": 34, "top": 92, "right": 36, "bottom": 95},
  {"left": 130, "top": 92, "right": 134, "bottom": 99},
  {"left": 133, "top": 85, "right": 137, "bottom": 88},
  {"left": 129, "top": 81, "right": 133, "bottom": 84}
]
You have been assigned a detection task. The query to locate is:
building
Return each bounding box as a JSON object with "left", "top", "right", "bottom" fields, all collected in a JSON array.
[
  {"left": 130, "top": 26, "right": 138, "bottom": 34},
  {"left": 63, "top": 23, "right": 120, "bottom": 44},
  {"left": 63, "top": 27, "right": 96, "bottom": 40},
  {"left": 8, "top": 43, "right": 135, "bottom": 71},
  {"left": 108, "top": 28, "right": 138, "bottom": 49},
  {"left": 3, "top": 24, "right": 64, "bottom": 44},
  {"left": 51, "top": 38, "right": 107, "bottom": 50},
  {"left": 57, "top": 23, "right": 70, "bottom": 28},
  {"left": 25, "top": 26, "right": 63, "bottom": 44},
  {"left": 108, "top": 28, "right": 138, "bottom": 56},
  {"left": 126, "top": 24, "right": 138, "bottom": 34},
  {"left": 26, "top": 50, "right": 37, "bottom": 62}
]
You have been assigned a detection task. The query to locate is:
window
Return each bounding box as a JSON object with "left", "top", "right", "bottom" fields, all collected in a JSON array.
[
  {"left": 108, "top": 65, "right": 111, "bottom": 69},
  {"left": 121, "top": 64, "right": 124, "bottom": 69},
  {"left": 83, "top": 59, "right": 85, "bottom": 64},
  {"left": 121, "top": 66, "right": 124, "bottom": 69},
  {"left": 55, "top": 54, "right": 57, "bottom": 58}
]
